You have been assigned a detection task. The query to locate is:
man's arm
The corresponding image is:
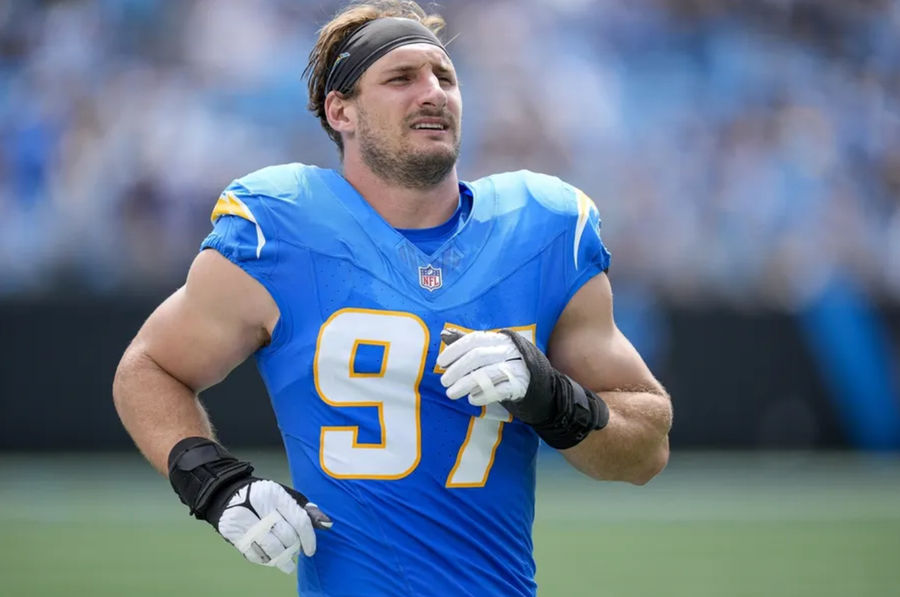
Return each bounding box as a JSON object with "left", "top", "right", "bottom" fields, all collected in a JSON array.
[
  {"left": 438, "top": 271, "right": 671, "bottom": 484},
  {"left": 112, "top": 248, "right": 329, "bottom": 572},
  {"left": 112, "top": 248, "right": 277, "bottom": 474},
  {"left": 547, "top": 272, "right": 672, "bottom": 484}
]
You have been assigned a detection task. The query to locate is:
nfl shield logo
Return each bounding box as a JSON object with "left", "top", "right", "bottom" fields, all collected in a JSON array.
[{"left": 418, "top": 264, "right": 443, "bottom": 291}]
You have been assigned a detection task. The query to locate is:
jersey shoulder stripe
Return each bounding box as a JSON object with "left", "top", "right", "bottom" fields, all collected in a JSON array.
[{"left": 472, "top": 170, "right": 609, "bottom": 273}]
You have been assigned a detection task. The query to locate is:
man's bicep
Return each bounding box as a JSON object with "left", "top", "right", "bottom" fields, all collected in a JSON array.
[
  {"left": 548, "top": 273, "right": 662, "bottom": 394},
  {"left": 133, "top": 249, "right": 279, "bottom": 393}
]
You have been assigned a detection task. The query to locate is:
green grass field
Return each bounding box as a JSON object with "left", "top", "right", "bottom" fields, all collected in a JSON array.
[{"left": 2, "top": 451, "right": 898, "bottom": 596}]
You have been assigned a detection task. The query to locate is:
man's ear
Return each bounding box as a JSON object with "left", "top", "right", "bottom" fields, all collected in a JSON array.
[{"left": 325, "top": 91, "right": 355, "bottom": 137}]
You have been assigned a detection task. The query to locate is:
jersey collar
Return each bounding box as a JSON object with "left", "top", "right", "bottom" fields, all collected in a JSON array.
[{"left": 318, "top": 169, "right": 496, "bottom": 301}]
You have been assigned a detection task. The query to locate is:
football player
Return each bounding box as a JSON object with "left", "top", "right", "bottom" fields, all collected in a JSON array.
[{"left": 113, "top": 2, "right": 672, "bottom": 595}]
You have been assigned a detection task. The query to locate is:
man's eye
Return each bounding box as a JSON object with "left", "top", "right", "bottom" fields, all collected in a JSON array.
[{"left": 389, "top": 76, "right": 410, "bottom": 83}]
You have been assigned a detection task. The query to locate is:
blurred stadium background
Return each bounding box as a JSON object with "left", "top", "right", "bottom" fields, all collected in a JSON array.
[{"left": 1, "top": 0, "right": 899, "bottom": 595}]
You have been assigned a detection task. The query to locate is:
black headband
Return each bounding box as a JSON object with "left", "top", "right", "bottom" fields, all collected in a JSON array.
[{"left": 324, "top": 17, "right": 447, "bottom": 95}]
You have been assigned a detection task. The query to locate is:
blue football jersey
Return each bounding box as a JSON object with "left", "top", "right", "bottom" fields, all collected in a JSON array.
[{"left": 201, "top": 164, "right": 611, "bottom": 597}]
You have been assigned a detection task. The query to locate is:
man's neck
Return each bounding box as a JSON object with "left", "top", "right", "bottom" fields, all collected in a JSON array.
[{"left": 341, "top": 153, "right": 461, "bottom": 230}]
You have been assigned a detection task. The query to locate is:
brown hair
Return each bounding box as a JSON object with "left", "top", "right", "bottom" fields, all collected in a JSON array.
[{"left": 304, "top": 1, "right": 446, "bottom": 154}]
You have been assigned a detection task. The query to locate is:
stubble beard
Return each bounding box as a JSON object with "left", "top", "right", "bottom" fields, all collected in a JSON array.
[{"left": 357, "top": 112, "right": 460, "bottom": 190}]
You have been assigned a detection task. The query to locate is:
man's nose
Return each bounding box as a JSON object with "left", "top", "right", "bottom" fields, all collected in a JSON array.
[{"left": 418, "top": 74, "right": 447, "bottom": 109}]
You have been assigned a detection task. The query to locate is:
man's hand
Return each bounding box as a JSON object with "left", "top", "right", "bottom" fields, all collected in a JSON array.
[
  {"left": 439, "top": 329, "right": 556, "bottom": 424},
  {"left": 438, "top": 329, "right": 609, "bottom": 449},
  {"left": 211, "top": 479, "right": 332, "bottom": 573},
  {"left": 437, "top": 329, "right": 531, "bottom": 407},
  {"left": 168, "top": 437, "right": 332, "bottom": 574}
]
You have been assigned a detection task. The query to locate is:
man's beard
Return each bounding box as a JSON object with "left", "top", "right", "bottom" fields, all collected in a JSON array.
[{"left": 358, "top": 112, "right": 460, "bottom": 190}]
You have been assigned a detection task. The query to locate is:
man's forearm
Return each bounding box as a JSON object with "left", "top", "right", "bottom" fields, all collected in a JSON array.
[
  {"left": 561, "top": 389, "right": 671, "bottom": 484},
  {"left": 112, "top": 345, "right": 214, "bottom": 475}
]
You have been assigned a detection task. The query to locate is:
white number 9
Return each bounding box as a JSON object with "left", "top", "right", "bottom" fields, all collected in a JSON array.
[{"left": 314, "top": 308, "right": 429, "bottom": 479}]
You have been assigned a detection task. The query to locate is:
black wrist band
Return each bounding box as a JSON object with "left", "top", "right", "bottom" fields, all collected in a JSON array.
[
  {"left": 531, "top": 376, "right": 609, "bottom": 450},
  {"left": 498, "top": 330, "right": 610, "bottom": 450},
  {"left": 167, "top": 437, "right": 254, "bottom": 521}
]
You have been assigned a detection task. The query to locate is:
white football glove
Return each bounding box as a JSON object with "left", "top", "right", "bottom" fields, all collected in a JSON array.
[
  {"left": 216, "top": 480, "right": 333, "bottom": 574},
  {"left": 437, "top": 329, "right": 531, "bottom": 406}
]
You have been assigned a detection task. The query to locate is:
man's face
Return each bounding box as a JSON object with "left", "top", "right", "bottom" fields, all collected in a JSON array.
[{"left": 350, "top": 43, "right": 462, "bottom": 189}]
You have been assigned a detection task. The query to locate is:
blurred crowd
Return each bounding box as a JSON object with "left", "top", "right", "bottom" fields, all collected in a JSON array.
[{"left": 1, "top": 0, "right": 899, "bottom": 308}]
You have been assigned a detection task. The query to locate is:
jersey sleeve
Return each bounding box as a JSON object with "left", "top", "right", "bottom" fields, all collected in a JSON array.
[
  {"left": 200, "top": 181, "right": 279, "bottom": 281},
  {"left": 199, "top": 180, "right": 292, "bottom": 354},
  {"left": 563, "top": 185, "right": 611, "bottom": 304}
]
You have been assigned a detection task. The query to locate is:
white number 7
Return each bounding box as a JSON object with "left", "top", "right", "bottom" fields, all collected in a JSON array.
[{"left": 439, "top": 323, "right": 535, "bottom": 487}]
